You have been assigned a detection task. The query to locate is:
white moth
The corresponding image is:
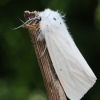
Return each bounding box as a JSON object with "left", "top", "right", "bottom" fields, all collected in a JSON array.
[
  {"left": 38, "top": 9, "right": 97, "bottom": 100},
  {"left": 15, "top": 8, "right": 97, "bottom": 100}
]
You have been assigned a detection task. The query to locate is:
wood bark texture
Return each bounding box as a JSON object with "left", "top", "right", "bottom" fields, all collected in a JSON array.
[{"left": 24, "top": 11, "right": 67, "bottom": 100}]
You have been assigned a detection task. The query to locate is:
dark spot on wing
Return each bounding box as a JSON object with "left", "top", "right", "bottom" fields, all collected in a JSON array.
[
  {"left": 53, "top": 18, "right": 56, "bottom": 21},
  {"left": 39, "top": 17, "right": 41, "bottom": 21},
  {"left": 60, "top": 22, "right": 61, "bottom": 24}
]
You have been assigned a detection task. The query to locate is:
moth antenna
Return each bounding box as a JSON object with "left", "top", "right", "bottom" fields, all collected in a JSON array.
[
  {"left": 18, "top": 17, "right": 24, "bottom": 23},
  {"left": 12, "top": 16, "right": 41, "bottom": 30},
  {"left": 24, "top": 16, "right": 41, "bottom": 25},
  {"left": 12, "top": 24, "right": 25, "bottom": 30}
]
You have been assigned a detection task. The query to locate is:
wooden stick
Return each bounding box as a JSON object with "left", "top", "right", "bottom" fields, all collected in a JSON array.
[{"left": 24, "top": 11, "right": 67, "bottom": 100}]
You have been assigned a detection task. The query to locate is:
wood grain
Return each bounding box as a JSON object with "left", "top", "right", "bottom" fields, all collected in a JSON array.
[{"left": 24, "top": 11, "right": 67, "bottom": 100}]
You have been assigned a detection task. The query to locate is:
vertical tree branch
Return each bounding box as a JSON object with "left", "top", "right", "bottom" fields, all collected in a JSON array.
[{"left": 24, "top": 11, "right": 67, "bottom": 100}]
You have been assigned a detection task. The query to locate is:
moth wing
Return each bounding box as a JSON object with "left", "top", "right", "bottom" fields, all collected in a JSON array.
[{"left": 45, "top": 31, "right": 97, "bottom": 100}]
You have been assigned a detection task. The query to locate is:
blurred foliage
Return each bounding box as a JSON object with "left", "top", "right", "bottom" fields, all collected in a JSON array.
[{"left": 0, "top": 0, "right": 100, "bottom": 100}]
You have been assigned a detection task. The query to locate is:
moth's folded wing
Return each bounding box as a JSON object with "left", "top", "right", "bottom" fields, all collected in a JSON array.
[{"left": 45, "top": 32, "right": 97, "bottom": 100}]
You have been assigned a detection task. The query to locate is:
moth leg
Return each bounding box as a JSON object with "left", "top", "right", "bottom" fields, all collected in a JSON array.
[
  {"left": 24, "top": 23, "right": 39, "bottom": 29},
  {"left": 25, "top": 23, "right": 40, "bottom": 43},
  {"left": 31, "top": 33, "right": 40, "bottom": 43},
  {"left": 31, "top": 29, "right": 41, "bottom": 43},
  {"left": 24, "top": 24, "right": 46, "bottom": 58},
  {"left": 38, "top": 44, "right": 47, "bottom": 59},
  {"left": 31, "top": 40, "right": 38, "bottom": 43}
]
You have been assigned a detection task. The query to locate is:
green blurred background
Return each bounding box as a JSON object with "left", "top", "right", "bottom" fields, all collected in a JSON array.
[{"left": 0, "top": 0, "right": 100, "bottom": 100}]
